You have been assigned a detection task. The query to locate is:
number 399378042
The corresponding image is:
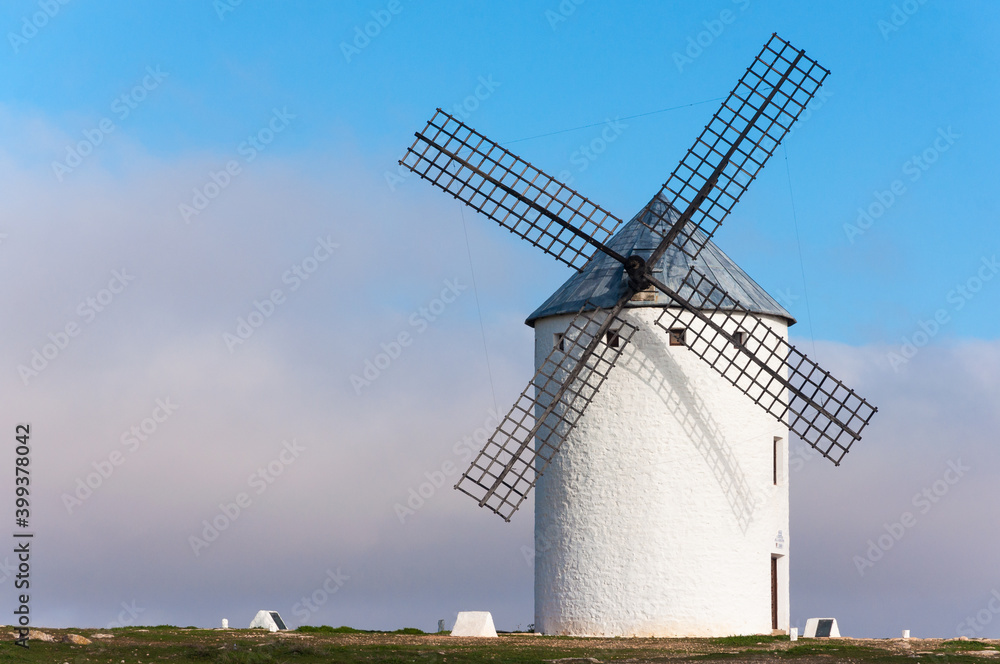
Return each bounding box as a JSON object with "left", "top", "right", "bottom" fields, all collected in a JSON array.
[{"left": 15, "top": 424, "right": 30, "bottom": 526}]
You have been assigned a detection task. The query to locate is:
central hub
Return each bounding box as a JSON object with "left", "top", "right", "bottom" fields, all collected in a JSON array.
[{"left": 624, "top": 254, "right": 649, "bottom": 292}]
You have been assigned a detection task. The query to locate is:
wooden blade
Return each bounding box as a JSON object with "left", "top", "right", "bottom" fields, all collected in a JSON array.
[
  {"left": 401, "top": 109, "right": 625, "bottom": 271},
  {"left": 647, "top": 33, "right": 830, "bottom": 266},
  {"left": 455, "top": 304, "right": 637, "bottom": 520}
]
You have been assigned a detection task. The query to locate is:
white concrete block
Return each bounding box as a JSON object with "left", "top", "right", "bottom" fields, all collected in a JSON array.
[
  {"left": 249, "top": 610, "right": 287, "bottom": 632},
  {"left": 789, "top": 627, "right": 798, "bottom": 641},
  {"left": 902, "top": 629, "right": 910, "bottom": 639},
  {"left": 803, "top": 618, "right": 840, "bottom": 638},
  {"left": 451, "top": 611, "right": 498, "bottom": 637}
]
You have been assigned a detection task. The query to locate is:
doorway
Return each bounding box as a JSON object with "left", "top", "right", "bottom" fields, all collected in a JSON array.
[{"left": 771, "top": 554, "right": 779, "bottom": 630}]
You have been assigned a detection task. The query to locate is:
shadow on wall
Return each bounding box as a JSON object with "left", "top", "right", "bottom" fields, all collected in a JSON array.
[{"left": 618, "top": 325, "right": 759, "bottom": 533}]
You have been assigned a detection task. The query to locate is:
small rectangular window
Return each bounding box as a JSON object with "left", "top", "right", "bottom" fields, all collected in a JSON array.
[
  {"left": 669, "top": 328, "right": 686, "bottom": 346},
  {"left": 733, "top": 331, "right": 746, "bottom": 348},
  {"left": 773, "top": 436, "right": 784, "bottom": 486},
  {"left": 554, "top": 333, "right": 565, "bottom": 352},
  {"left": 606, "top": 329, "right": 620, "bottom": 348}
]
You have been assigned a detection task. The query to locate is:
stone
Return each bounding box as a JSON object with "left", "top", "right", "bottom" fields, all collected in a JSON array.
[
  {"left": 63, "top": 633, "right": 92, "bottom": 644},
  {"left": 27, "top": 629, "right": 55, "bottom": 642},
  {"left": 450, "top": 611, "right": 498, "bottom": 637}
]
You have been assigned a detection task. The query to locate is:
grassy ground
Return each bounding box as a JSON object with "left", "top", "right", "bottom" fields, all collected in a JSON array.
[{"left": 2, "top": 626, "right": 998, "bottom": 663}]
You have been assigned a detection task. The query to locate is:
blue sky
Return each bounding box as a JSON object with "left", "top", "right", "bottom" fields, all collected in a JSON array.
[{"left": 2, "top": 0, "right": 999, "bottom": 640}]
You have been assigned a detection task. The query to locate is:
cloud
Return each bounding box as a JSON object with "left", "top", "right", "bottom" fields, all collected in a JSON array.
[{"left": 0, "top": 106, "right": 544, "bottom": 630}]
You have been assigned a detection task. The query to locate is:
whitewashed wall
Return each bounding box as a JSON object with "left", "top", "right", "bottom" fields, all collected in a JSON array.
[{"left": 533, "top": 307, "right": 790, "bottom": 637}]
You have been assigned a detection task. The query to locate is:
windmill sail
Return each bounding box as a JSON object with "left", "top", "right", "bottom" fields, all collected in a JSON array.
[
  {"left": 646, "top": 33, "right": 829, "bottom": 264},
  {"left": 455, "top": 305, "right": 637, "bottom": 521},
  {"left": 652, "top": 268, "right": 876, "bottom": 464},
  {"left": 401, "top": 109, "right": 624, "bottom": 271}
]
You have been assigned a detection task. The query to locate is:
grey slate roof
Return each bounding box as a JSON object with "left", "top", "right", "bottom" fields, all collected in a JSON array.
[{"left": 525, "top": 195, "right": 795, "bottom": 327}]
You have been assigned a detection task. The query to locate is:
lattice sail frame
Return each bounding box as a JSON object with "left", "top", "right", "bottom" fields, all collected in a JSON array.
[
  {"left": 644, "top": 33, "right": 829, "bottom": 261},
  {"left": 401, "top": 109, "right": 624, "bottom": 271},
  {"left": 455, "top": 306, "right": 638, "bottom": 521},
  {"left": 653, "top": 268, "right": 877, "bottom": 464},
  {"left": 401, "top": 34, "right": 876, "bottom": 522}
]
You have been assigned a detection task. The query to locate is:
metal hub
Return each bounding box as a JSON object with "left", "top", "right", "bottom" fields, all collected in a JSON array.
[{"left": 624, "top": 254, "right": 649, "bottom": 292}]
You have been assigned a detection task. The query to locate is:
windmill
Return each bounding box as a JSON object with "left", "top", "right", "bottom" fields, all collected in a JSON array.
[{"left": 400, "top": 34, "right": 877, "bottom": 637}]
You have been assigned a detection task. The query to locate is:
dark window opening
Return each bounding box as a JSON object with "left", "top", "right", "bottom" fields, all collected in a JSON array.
[
  {"left": 606, "top": 329, "right": 620, "bottom": 348},
  {"left": 773, "top": 437, "right": 779, "bottom": 485},
  {"left": 554, "top": 333, "right": 565, "bottom": 352},
  {"left": 773, "top": 436, "right": 784, "bottom": 486},
  {"left": 669, "top": 328, "right": 686, "bottom": 346},
  {"left": 733, "top": 331, "right": 746, "bottom": 348}
]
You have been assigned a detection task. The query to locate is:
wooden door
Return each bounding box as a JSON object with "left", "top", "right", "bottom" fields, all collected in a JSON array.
[{"left": 771, "top": 555, "right": 778, "bottom": 630}]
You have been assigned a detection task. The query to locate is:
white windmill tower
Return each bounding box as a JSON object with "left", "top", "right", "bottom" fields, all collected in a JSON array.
[
  {"left": 525, "top": 200, "right": 796, "bottom": 636},
  {"left": 400, "top": 34, "right": 877, "bottom": 637}
]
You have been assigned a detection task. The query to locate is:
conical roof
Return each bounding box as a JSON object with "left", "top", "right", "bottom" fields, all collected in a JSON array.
[{"left": 525, "top": 196, "right": 795, "bottom": 326}]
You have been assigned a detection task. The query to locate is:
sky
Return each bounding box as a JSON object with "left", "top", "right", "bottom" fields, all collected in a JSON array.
[{"left": 1, "top": 0, "right": 998, "bottom": 639}]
